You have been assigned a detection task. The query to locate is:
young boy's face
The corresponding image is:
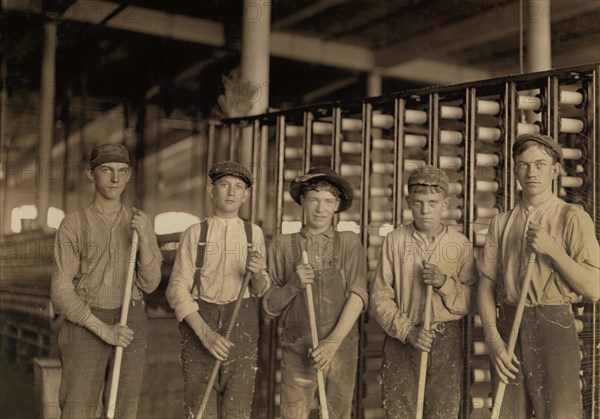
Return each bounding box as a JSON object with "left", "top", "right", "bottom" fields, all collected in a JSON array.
[
  {"left": 514, "top": 143, "right": 560, "bottom": 200},
  {"left": 407, "top": 189, "right": 449, "bottom": 235},
  {"left": 89, "top": 162, "right": 132, "bottom": 200},
  {"left": 210, "top": 175, "right": 249, "bottom": 218},
  {"left": 301, "top": 189, "right": 340, "bottom": 232}
]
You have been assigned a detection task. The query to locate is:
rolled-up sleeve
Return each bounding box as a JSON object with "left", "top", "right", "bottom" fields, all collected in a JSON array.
[
  {"left": 262, "top": 235, "right": 290, "bottom": 318},
  {"left": 565, "top": 207, "right": 600, "bottom": 269},
  {"left": 477, "top": 216, "right": 500, "bottom": 283},
  {"left": 341, "top": 232, "right": 368, "bottom": 311},
  {"left": 135, "top": 235, "right": 163, "bottom": 294},
  {"left": 370, "top": 232, "right": 414, "bottom": 343},
  {"left": 166, "top": 225, "right": 200, "bottom": 322},
  {"left": 251, "top": 224, "right": 271, "bottom": 298},
  {"left": 51, "top": 216, "right": 91, "bottom": 325},
  {"left": 437, "top": 239, "right": 478, "bottom": 316}
]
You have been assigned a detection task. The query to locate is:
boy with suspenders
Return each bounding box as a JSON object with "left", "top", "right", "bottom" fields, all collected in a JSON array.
[
  {"left": 166, "top": 161, "right": 270, "bottom": 419},
  {"left": 263, "top": 167, "right": 368, "bottom": 419},
  {"left": 478, "top": 134, "right": 600, "bottom": 418}
]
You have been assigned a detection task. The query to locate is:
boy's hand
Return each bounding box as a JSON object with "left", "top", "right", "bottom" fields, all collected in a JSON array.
[
  {"left": 198, "top": 327, "right": 234, "bottom": 362},
  {"left": 487, "top": 337, "right": 520, "bottom": 384},
  {"left": 291, "top": 264, "right": 314, "bottom": 291},
  {"left": 246, "top": 249, "right": 265, "bottom": 275},
  {"left": 422, "top": 263, "right": 447, "bottom": 288},
  {"left": 131, "top": 207, "right": 154, "bottom": 241},
  {"left": 526, "top": 223, "right": 561, "bottom": 258},
  {"left": 406, "top": 326, "right": 435, "bottom": 352},
  {"left": 310, "top": 337, "right": 341, "bottom": 371},
  {"left": 100, "top": 323, "right": 134, "bottom": 348}
]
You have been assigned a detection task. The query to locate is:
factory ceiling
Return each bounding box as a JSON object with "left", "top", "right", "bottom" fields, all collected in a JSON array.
[{"left": 1, "top": 0, "right": 599, "bottom": 172}]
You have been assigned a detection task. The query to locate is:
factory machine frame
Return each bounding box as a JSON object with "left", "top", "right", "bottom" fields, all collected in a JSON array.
[{"left": 209, "top": 64, "right": 599, "bottom": 419}]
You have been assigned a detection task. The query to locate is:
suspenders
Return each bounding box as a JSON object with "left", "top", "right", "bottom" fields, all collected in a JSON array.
[
  {"left": 79, "top": 209, "right": 90, "bottom": 275},
  {"left": 194, "top": 219, "right": 254, "bottom": 293}
]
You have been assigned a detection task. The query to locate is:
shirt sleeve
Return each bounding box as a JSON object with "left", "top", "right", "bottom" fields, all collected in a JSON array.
[
  {"left": 436, "top": 237, "right": 478, "bottom": 316},
  {"left": 165, "top": 225, "right": 200, "bottom": 322},
  {"left": 477, "top": 215, "right": 501, "bottom": 283},
  {"left": 564, "top": 206, "right": 600, "bottom": 269},
  {"left": 51, "top": 215, "right": 92, "bottom": 325},
  {"left": 251, "top": 224, "right": 271, "bottom": 297},
  {"left": 340, "top": 232, "right": 368, "bottom": 311},
  {"left": 135, "top": 230, "right": 164, "bottom": 295},
  {"left": 369, "top": 231, "right": 414, "bottom": 343},
  {"left": 262, "top": 235, "right": 291, "bottom": 317}
]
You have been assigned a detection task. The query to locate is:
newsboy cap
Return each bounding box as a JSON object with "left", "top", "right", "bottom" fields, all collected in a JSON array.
[
  {"left": 513, "top": 133, "right": 564, "bottom": 165},
  {"left": 407, "top": 165, "right": 450, "bottom": 193},
  {"left": 90, "top": 144, "right": 130, "bottom": 169},
  {"left": 289, "top": 166, "right": 354, "bottom": 213},
  {"left": 208, "top": 161, "right": 253, "bottom": 187}
]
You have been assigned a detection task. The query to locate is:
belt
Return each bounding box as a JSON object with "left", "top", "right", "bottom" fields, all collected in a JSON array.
[{"left": 429, "top": 320, "right": 460, "bottom": 335}]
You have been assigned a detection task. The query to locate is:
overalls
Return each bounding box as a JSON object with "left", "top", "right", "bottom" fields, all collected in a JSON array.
[{"left": 279, "top": 232, "right": 359, "bottom": 419}]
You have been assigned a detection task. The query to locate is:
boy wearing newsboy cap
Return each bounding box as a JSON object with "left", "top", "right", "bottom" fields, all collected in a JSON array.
[
  {"left": 166, "top": 161, "right": 270, "bottom": 419},
  {"left": 478, "top": 134, "right": 600, "bottom": 418},
  {"left": 370, "top": 165, "right": 477, "bottom": 418},
  {"left": 52, "top": 143, "right": 163, "bottom": 418}
]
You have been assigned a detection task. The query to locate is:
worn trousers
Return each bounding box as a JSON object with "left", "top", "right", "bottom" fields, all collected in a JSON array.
[
  {"left": 491, "top": 304, "right": 582, "bottom": 419},
  {"left": 279, "top": 330, "right": 359, "bottom": 419},
  {"left": 382, "top": 320, "right": 463, "bottom": 419},
  {"left": 179, "top": 297, "right": 259, "bottom": 419},
  {"left": 58, "top": 300, "right": 147, "bottom": 419}
]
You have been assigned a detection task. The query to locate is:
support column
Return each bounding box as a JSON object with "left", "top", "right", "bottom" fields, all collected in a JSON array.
[
  {"left": 36, "top": 20, "right": 57, "bottom": 230},
  {"left": 526, "top": 0, "right": 552, "bottom": 72},
  {"left": 239, "top": 0, "right": 271, "bottom": 220}
]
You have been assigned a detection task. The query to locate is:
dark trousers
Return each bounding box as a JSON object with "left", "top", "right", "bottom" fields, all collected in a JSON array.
[
  {"left": 279, "top": 330, "right": 359, "bottom": 419},
  {"left": 179, "top": 298, "right": 259, "bottom": 419},
  {"left": 58, "top": 300, "right": 147, "bottom": 419},
  {"left": 382, "top": 321, "right": 463, "bottom": 419},
  {"left": 492, "top": 304, "right": 582, "bottom": 419}
]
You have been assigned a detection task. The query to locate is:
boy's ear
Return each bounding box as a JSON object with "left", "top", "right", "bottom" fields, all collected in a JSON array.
[
  {"left": 86, "top": 168, "right": 95, "bottom": 182},
  {"left": 442, "top": 196, "right": 451, "bottom": 210}
]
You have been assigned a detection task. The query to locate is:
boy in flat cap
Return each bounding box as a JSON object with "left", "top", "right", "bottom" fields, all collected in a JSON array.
[
  {"left": 52, "top": 143, "right": 163, "bottom": 418},
  {"left": 478, "top": 134, "right": 600, "bottom": 418},
  {"left": 263, "top": 166, "right": 368, "bottom": 419},
  {"left": 370, "top": 165, "right": 477, "bottom": 418},
  {"left": 166, "top": 161, "right": 270, "bottom": 419}
]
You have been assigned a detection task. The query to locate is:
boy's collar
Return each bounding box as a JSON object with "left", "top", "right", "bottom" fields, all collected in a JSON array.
[{"left": 300, "top": 225, "right": 335, "bottom": 238}]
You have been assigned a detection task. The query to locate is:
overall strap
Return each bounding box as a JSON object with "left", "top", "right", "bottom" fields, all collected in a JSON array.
[
  {"left": 79, "top": 209, "right": 89, "bottom": 275},
  {"left": 243, "top": 220, "right": 253, "bottom": 246},
  {"left": 194, "top": 220, "right": 209, "bottom": 292},
  {"left": 332, "top": 230, "right": 341, "bottom": 268}
]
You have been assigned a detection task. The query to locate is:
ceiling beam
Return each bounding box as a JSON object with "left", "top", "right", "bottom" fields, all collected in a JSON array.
[
  {"left": 381, "top": 59, "right": 492, "bottom": 85},
  {"left": 376, "top": 0, "right": 600, "bottom": 68},
  {"left": 272, "top": 0, "right": 346, "bottom": 30}
]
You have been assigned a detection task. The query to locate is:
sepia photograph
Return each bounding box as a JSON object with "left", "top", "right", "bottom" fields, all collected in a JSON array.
[{"left": 1, "top": 1, "right": 599, "bottom": 418}]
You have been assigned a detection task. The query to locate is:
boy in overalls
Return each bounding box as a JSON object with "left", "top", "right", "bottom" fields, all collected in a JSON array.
[{"left": 263, "top": 167, "right": 368, "bottom": 419}]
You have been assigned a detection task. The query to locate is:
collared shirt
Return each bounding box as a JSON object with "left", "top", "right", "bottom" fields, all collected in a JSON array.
[
  {"left": 263, "top": 226, "right": 368, "bottom": 318},
  {"left": 478, "top": 195, "right": 600, "bottom": 306},
  {"left": 166, "top": 216, "right": 270, "bottom": 322},
  {"left": 51, "top": 205, "right": 163, "bottom": 325},
  {"left": 370, "top": 223, "right": 477, "bottom": 343}
]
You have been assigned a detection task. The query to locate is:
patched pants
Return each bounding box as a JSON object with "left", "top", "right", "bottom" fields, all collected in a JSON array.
[
  {"left": 382, "top": 320, "right": 463, "bottom": 419},
  {"left": 491, "top": 304, "right": 582, "bottom": 419},
  {"left": 179, "top": 298, "right": 259, "bottom": 419},
  {"left": 58, "top": 300, "right": 147, "bottom": 419},
  {"left": 279, "top": 330, "right": 359, "bottom": 419}
]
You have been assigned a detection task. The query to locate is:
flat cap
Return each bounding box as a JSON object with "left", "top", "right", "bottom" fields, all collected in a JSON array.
[
  {"left": 90, "top": 144, "right": 130, "bottom": 168},
  {"left": 513, "top": 133, "right": 563, "bottom": 164},
  {"left": 208, "top": 161, "right": 253, "bottom": 187},
  {"left": 289, "top": 166, "right": 354, "bottom": 213},
  {"left": 407, "top": 165, "right": 450, "bottom": 193}
]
